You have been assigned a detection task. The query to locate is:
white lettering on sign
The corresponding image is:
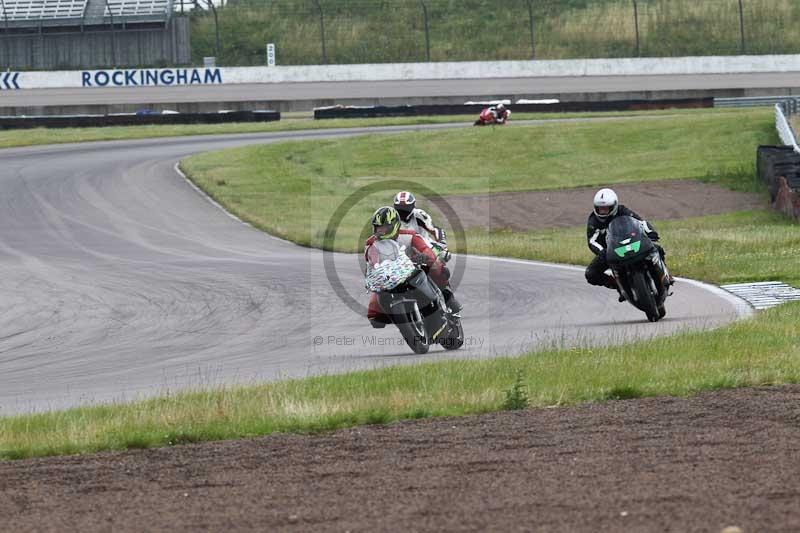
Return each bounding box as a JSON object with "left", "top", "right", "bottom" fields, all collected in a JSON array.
[{"left": 81, "top": 68, "right": 223, "bottom": 88}]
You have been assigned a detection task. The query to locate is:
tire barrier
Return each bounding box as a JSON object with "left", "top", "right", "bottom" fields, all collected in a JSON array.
[
  {"left": 756, "top": 145, "right": 800, "bottom": 220},
  {"left": 313, "top": 98, "right": 713, "bottom": 119},
  {"left": 0, "top": 110, "right": 280, "bottom": 130}
]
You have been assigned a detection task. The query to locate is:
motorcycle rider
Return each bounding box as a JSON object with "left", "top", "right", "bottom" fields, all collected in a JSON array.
[
  {"left": 586, "top": 188, "right": 674, "bottom": 300},
  {"left": 365, "top": 206, "right": 461, "bottom": 328},
  {"left": 393, "top": 190, "right": 451, "bottom": 261},
  {"left": 473, "top": 103, "right": 511, "bottom": 126},
  {"left": 489, "top": 103, "right": 511, "bottom": 124}
]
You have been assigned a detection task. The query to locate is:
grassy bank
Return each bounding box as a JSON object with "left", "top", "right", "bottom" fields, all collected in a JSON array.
[
  {"left": 182, "top": 108, "right": 773, "bottom": 252},
  {"left": 2, "top": 300, "right": 799, "bottom": 460},
  {"left": 190, "top": 0, "right": 800, "bottom": 66},
  {"left": 0, "top": 110, "right": 699, "bottom": 150}
]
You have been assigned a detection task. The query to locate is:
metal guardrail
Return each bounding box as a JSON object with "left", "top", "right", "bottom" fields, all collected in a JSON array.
[
  {"left": 774, "top": 102, "right": 800, "bottom": 155},
  {"left": 719, "top": 96, "right": 800, "bottom": 154},
  {"left": 715, "top": 96, "right": 800, "bottom": 108}
]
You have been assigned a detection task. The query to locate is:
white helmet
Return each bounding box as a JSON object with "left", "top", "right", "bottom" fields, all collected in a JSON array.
[
  {"left": 393, "top": 191, "right": 416, "bottom": 222},
  {"left": 496, "top": 103, "right": 506, "bottom": 112},
  {"left": 593, "top": 188, "right": 619, "bottom": 221}
]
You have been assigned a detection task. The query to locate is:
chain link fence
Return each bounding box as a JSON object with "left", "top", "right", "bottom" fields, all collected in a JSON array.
[{"left": 177, "top": 0, "right": 800, "bottom": 66}]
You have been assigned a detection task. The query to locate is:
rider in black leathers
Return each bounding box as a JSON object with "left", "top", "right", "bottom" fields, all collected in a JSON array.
[{"left": 585, "top": 188, "right": 673, "bottom": 296}]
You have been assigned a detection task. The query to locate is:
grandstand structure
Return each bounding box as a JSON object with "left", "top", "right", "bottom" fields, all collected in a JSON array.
[{"left": 0, "top": 0, "right": 190, "bottom": 69}]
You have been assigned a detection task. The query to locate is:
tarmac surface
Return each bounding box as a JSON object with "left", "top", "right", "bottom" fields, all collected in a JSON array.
[{"left": 0, "top": 124, "right": 747, "bottom": 415}]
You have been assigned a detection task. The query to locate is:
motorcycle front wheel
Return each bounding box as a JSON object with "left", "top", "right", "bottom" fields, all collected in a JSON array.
[
  {"left": 440, "top": 317, "right": 464, "bottom": 351},
  {"left": 630, "top": 270, "right": 660, "bottom": 322},
  {"left": 396, "top": 305, "right": 430, "bottom": 354}
]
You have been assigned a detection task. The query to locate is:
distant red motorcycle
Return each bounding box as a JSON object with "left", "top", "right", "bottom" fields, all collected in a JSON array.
[{"left": 473, "top": 106, "right": 511, "bottom": 126}]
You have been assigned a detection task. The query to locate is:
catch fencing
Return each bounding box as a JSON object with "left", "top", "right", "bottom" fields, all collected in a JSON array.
[{"left": 181, "top": 0, "right": 800, "bottom": 67}]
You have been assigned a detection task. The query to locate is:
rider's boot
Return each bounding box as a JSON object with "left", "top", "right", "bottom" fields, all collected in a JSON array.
[
  {"left": 605, "top": 275, "right": 626, "bottom": 302},
  {"left": 442, "top": 286, "right": 462, "bottom": 313}
]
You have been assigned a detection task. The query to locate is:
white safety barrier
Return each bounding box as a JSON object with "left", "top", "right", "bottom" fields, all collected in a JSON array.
[
  {"left": 4, "top": 53, "right": 800, "bottom": 91},
  {"left": 774, "top": 104, "right": 800, "bottom": 154}
]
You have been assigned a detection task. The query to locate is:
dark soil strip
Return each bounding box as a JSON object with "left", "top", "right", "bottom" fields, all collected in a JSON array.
[
  {"left": 444, "top": 180, "right": 765, "bottom": 231},
  {"left": 2, "top": 386, "right": 799, "bottom": 532}
]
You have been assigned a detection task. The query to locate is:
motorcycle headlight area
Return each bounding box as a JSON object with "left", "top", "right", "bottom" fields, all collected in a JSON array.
[{"left": 365, "top": 255, "right": 418, "bottom": 292}]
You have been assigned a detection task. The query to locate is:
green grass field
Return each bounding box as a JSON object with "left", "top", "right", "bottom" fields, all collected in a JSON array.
[{"left": 1, "top": 107, "right": 794, "bottom": 461}]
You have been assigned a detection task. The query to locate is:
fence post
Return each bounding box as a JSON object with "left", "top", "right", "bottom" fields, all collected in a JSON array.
[
  {"left": 313, "top": 0, "right": 327, "bottom": 64},
  {"left": 105, "top": 0, "right": 117, "bottom": 67},
  {"left": 526, "top": 0, "right": 535, "bottom": 59},
  {"left": 632, "top": 0, "right": 640, "bottom": 57},
  {"left": 419, "top": 0, "right": 430, "bottom": 62},
  {"left": 738, "top": 0, "right": 745, "bottom": 54}
]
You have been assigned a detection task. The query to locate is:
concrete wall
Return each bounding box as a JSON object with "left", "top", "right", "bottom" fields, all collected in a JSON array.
[
  {"left": 218, "top": 54, "right": 800, "bottom": 84},
  {"left": 4, "top": 53, "right": 800, "bottom": 90},
  {"left": 0, "top": 17, "right": 190, "bottom": 70}
]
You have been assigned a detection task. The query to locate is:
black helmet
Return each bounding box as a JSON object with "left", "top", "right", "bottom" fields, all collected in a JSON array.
[
  {"left": 371, "top": 206, "right": 401, "bottom": 240},
  {"left": 393, "top": 191, "right": 416, "bottom": 222}
]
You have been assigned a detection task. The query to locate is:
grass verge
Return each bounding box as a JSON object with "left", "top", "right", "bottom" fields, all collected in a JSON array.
[
  {"left": 2, "top": 300, "right": 799, "bottom": 460},
  {"left": 0, "top": 109, "right": 724, "bottom": 150}
]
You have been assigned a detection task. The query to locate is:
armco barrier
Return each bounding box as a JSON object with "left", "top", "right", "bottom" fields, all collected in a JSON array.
[
  {"left": 313, "top": 98, "right": 713, "bottom": 119},
  {"left": 0, "top": 110, "right": 280, "bottom": 130},
  {"left": 774, "top": 102, "right": 800, "bottom": 153}
]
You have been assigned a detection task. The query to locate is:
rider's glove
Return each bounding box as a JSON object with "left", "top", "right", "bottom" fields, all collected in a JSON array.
[{"left": 411, "top": 251, "right": 433, "bottom": 267}]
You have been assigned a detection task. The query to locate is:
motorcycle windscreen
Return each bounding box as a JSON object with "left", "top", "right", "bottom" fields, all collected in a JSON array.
[
  {"left": 606, "top": 215, "right": 654, "bottom": 264},
  {"left": 371, "top": 239, "right": 404, "bottom": 263}
]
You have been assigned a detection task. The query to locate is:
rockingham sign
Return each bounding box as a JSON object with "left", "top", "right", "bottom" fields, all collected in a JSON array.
[
  {"left": 2, "top": 67, "right": 225, "bottom": 91},
  {"left": 81, "top": 68, "right": 223, "bottom": 88}
]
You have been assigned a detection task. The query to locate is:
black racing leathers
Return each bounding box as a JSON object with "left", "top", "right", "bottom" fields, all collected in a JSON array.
[{"left": 585, "top": 205, "right": 661, "bottom": 287}]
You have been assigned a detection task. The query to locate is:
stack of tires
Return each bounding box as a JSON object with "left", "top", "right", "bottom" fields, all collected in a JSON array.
[{"left": 757, "top": 145, "right": 800, "bottom": 203}]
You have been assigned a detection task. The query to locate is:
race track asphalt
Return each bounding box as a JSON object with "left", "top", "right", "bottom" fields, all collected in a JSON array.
[
  {"left": 3, "top": 72, "right": 800, "bottom": 107},
  {"left": 0, "top": 124, "right": 749, "bottom": 415}
]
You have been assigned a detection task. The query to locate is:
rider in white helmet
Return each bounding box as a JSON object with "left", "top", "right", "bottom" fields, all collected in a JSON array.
[
  {"left": 490, "top": 103, "right": 510, "bottom": 124},
  {"left": 586, "top": 188, "right": 673, "bottom": 299},
  {"left": 393, "top": 191, "right": 451, "bottom": 262}
]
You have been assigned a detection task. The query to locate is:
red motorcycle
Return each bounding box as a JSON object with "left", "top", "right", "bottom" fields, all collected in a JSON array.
[{"left": 473, "top": 107, "right": 511, "bottom": 126}]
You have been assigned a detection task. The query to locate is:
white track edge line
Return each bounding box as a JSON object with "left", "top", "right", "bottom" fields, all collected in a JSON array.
[
  {"left": 469, "top": 254, "right": 754, "bottom": 319},
  {"left": 174, "top": 161, "right": 252, "bottom": 227},
  {"left": 174, "top": 164, "right": 754, "bottom": 320}
]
